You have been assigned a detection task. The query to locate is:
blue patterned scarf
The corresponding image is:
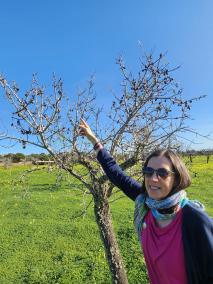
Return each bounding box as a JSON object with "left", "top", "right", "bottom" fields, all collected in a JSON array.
[{"left": 134, "top": 190, "right": 188, "bottom": 242}]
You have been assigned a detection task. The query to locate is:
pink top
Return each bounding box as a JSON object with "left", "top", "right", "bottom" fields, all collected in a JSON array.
[{"left": 141, "top": 209, "right": 187, "bottom": 284}]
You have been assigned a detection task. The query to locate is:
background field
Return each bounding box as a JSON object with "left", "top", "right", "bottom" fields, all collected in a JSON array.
[{"left": 0, "top": 155, "right": 212, "bottom": 284}]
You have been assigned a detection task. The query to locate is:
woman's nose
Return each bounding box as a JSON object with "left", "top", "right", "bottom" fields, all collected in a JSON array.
[{"left": 151, "top": 171, "right": 159, "bottom": 181}]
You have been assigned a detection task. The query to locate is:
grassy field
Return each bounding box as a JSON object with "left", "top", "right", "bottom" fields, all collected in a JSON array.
[{"left": 0, "top": 155, "right": 212, "bottom": 283}]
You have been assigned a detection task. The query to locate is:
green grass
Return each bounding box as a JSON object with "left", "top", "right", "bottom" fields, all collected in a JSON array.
[
  {"left": 0, "top": 156, "right": 212, "bottom": 283},
  {"left": 183, "top": 155, "right": 213, "bottom": 216}
]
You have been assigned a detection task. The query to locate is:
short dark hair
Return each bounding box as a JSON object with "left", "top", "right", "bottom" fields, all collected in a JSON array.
[{"left": 141, "top": 149, "right": 191, "bottom": 196}]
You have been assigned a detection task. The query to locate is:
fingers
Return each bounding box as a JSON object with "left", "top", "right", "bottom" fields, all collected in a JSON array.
[
  {"left": 79, "top": 121, "right": 89, "bottom": 137},
  {"left": 80, "top": 118, "right": 89, "bottom": 127},
  {"left": 78, "top": 124, "right": 86, "bottom": 132},
  {"left": 79, "top": 118, "right": 92, "bottom": 138},
  {"left": 78, "top": 128, "right": 86, "bottom": 136}
]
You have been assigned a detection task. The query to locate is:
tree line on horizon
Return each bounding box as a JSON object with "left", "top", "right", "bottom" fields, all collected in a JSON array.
[
  {"left": 0, "top": 152, "right": 52, "bottom": 163},
  {"left": 0, "top": 148, "right": 212, "bottom": 164}
]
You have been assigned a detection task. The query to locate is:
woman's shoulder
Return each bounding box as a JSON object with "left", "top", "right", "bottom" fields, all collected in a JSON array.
[{"left": 182, "top": 202, "right": 213, "bottom": 231}]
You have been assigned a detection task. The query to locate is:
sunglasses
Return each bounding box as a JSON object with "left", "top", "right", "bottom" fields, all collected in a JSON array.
[{"left": 142, "top": 166, "right": 175, "bottom": 179}]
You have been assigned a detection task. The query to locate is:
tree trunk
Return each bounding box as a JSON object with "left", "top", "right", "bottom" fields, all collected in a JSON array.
[{"left": 94, "top": 196, "right": 129, "bottom": 284}]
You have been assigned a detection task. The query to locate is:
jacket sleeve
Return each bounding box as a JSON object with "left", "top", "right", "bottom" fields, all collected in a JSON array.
[
  {"left": 97, "top": 148, "right": 143, "bottom": 201},
  {"left": 182, "top": 205, "right": 213, "bottom": 284}
]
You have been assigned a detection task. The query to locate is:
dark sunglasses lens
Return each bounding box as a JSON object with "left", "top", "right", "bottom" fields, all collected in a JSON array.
[
  {"left": 157, "top": 168, "right": 169, "bottom": 178},
  {"left": 143, "top": 167, "right": 154, "bottom": 177},
  {"left": 143, "top": 167, "right": 171, "bottom": 178}
]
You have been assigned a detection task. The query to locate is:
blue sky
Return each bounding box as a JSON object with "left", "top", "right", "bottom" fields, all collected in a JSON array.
[{"left": 0, "top": 0, "right": 213, "bottom": 153}]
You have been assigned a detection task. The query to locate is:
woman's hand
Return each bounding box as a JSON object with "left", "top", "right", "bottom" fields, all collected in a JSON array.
[{"left": 78, "top": 118, "right": 99, "bottom": 146}]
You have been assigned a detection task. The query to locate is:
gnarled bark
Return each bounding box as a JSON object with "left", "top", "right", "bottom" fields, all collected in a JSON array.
[{"left": 94, "top": 195, "right": 128, "bottom": 284}]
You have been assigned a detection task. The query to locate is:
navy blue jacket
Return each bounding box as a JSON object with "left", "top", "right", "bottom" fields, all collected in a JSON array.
[{"left": 97, "top": 148, "right": 213, "bottom": 284}]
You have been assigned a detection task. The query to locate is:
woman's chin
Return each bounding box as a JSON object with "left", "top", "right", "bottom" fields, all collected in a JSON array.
[{"left": 147, "top": 191, "right": 164, "bottom": 200}]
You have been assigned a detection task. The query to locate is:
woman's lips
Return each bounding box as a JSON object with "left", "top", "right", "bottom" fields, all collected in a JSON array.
[{"left": 149, "top": 185, "right": 161, "bottom": 190}]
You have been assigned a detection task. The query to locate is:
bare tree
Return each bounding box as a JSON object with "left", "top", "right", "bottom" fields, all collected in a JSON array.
[{"left": 0, "top": 52, "right": 204, "bottom": 283}]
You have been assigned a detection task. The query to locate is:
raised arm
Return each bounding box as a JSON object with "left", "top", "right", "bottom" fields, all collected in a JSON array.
[{"left": 79, "top": 119, "right": 142, "bottom": 201}]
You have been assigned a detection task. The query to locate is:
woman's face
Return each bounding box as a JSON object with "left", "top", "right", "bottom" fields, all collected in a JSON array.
[{"left": 145, "top": 155, "right": 175, "bottom": 200}]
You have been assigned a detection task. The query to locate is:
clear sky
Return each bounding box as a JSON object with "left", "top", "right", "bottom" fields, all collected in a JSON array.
[{"left": 0, "top": 0, "right": 213, "bottom": 154}]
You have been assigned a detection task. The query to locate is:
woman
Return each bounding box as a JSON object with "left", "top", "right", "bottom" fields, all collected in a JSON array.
[{"left": 79, "top": 118, "right": 213, "bottom": 284}]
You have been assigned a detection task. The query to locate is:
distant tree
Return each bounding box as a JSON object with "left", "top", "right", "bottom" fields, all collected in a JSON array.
[
  {"left": 3, "top": 153, "right": 12, "bottom": 168},
  {"left": 202, "top": 149, "right": 213, "bottom": 164},
  {"left": 0, "top": 52, "right": 204, "bottom": 283},
  {"left": 12, "top": 152, "right": 25, "bottom": 163},
  {"left": 4, "top": 153, "right": 12, "bottom": 159},
  {"left": 38, "top": 153, "right": 50, "bottom": 161}
]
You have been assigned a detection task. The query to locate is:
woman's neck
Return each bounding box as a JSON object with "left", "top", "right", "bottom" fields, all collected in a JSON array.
[
  {"left": 157, "top": 203, "right": 180, "bottom": 214},
  {"left": 155, "top": 205, "right": 181, "bottom": 228}
]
